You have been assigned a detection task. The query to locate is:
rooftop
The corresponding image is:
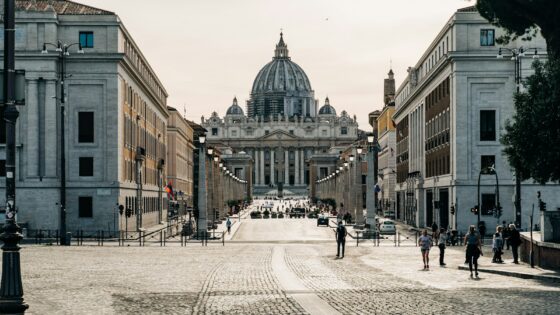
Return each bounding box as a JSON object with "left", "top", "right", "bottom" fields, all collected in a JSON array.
[{"left": 15, "top": 0, "right": 114, "bottom": 15}]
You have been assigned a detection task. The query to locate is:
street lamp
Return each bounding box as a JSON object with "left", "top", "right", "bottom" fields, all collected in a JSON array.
[
  {"left": 366, "top": 133, "right": 380, "bottom": 229},
  {"left": 41, "top": 38, "right": 84, "bottom": 245},
  {"left": 497, "top": 46, "right": 539, "bottom": 228},
  {"left": 0, "top": 0, "right": 28, "bottom": 312}
]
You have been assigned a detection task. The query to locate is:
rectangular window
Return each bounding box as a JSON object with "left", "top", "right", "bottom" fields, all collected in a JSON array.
[
  {"left": 79, "top": 157, "right": 94, "bottom": 177},
  {"left": 289, "top": 130, "right": 294, "bottom": 135},
  {"left": 0, "top": 160, "right": 5, "bottom": 177},
  {"left": 265, "top": 130, "right": 270, "bottom": 135},
  {"left": 78, "top": 112, "right": 94, "bottom": 143},
  {"left": 481, "top": 193, "right": 496, "bottom": 216},
  {"left": 231, "top": 130, "right": 237, "bottom": 137},
  {"left": 0, "top": 110, "right": 5, "bottom": 144},
  {"left": 481, "top": 155, "right": 495, "bottom": 171},
  {"left": 341, "top": 127, "right": 348, "bottom": 135},
  {"left": 211, "top": 128, "right": 218, "bottom": 136},
  {"left": 79, "top": 196, "right": 93, "bottom": 218},
  {"left": 480, "top": 110, "right": 496, "bottom": 141},
  {"left": 79, "top": 31, "right": 94, "bottom": 48},
  {"left": 322, "top": 130, "right": 327, "bottom": 136},
  {"left": 480, "top": 29, "right": 495, "bottom": 46}
]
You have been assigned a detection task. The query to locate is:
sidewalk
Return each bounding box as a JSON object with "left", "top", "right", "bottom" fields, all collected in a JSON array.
[
  {"left": 392, "top": 220, "right": 560, "bottom": 282},
  {"left": 215, "top": 206, "right": 253, "bottom": 241}
]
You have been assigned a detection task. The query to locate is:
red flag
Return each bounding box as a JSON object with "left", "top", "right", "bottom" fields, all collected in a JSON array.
[{"left": 165, "top": 181, "right": 175, "bottom": 200}]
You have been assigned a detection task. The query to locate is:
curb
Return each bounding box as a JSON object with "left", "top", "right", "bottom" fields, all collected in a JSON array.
[{"left": 457, "top": 265, "right": 560, "bottom": 282}]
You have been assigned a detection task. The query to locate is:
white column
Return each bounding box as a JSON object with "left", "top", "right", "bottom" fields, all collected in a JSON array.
[
  {"left": 295, "top": 150, "right": 300, "bottom": 185},
  {"left": 260, "top": 149, "right": 265, "bottom": 185},
  {"left": 270, "top": 149, "right": 275, "bottom": 185},
  {"left": 300, "top": 149, "right": 305, "bottom": 185},
  {"left": 284, "top": 149, "right": 289, "bottom": 185},
  {"left": 254, "top": 149, "right": 259, "bottom": 185}
]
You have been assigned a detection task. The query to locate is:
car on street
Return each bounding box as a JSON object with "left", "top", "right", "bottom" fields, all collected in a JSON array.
[
  {"left": 379, "top": 220, "right": 396, "bottom": 234},
  {"left": 317, "top": 213, "right": 329, "bottom": 226},
  {"left": 289, "top": 207, "right": 306, "bottom": 218}
]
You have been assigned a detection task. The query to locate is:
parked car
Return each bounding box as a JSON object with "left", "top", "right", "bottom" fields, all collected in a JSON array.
[
  {"left": 383, "top": 210, "right": 395, "bottom": 219},
  {"left": 317, "top": 213, "right": 329, "bottom": 226},
  {"left": 379, "top": 220, "right": 396, "bottom": 234},
  {"left": 289, "top": 207, "right": 306, "bottom": 218}
]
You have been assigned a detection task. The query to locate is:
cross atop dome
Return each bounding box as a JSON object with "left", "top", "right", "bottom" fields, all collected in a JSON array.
[{"left": 274, "top": 32, "right": 290, "bottom": 59}]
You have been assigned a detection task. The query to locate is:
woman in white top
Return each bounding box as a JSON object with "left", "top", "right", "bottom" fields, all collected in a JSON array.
[{"left": 418, "top": 229, "right": 432, "bottom": 270}]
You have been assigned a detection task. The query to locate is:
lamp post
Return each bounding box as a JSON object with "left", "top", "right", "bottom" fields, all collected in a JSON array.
[
  {"left": 366, "top": 134, "right": 379, "bottom": 229},
  {"left": 41, "top": 37, "right": 84, "bottom": 245},
  {"left": 0, "top": 0, "right": 28, "bottom": 312},
  {"left": 157, "top": 158, "right": 164, "bottom": 224},
  {"left": 197, "top": 135, "right": 207, "bottom": 238},
  {"left": 497, "top": 47, "right": 539, "bottom": 228},
  {"left": 135, "top": 147, "right": 145, "bottom": 231}
]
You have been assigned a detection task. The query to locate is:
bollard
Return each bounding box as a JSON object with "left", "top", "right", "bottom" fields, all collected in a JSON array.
[
  {"left": 164, "top": 231, "right": 167, "bottom": 247},
  {"left": 56, "top": 229, "right": 59, "bottom": 245},
  {"left": 415, "top": 231, "right": 418, "bottom": 247},
  {"left": 394, "top": 233, "right": 397, "bottom": 247},
  {"left": 356, "top": 232, "right": 359, "bottom": 247}
]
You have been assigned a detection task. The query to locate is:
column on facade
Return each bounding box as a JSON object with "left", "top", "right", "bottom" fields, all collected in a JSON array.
[
  {"left": 26, "top": 79, "right": 39, "bottom": 177},
  {"left": 254, "top": 149, "right": 259, "bottom": 185},
  {"left": 300, "top": 149, "right": 305, "bottom": 185},
  {"left": 45, "top": 80, "right": 58, "bottom": 177},
  {"left": 260, "top": 149, "right": 265, "bottom": 185},
  {"left": 284, "top": 149, "right": 289, "bottom": 185},
  {"left": 294, "top": 149, "right": 300, "bottom": 185},
  {"left": 270, "top": 149, "right": 275, "bottom": 185}
]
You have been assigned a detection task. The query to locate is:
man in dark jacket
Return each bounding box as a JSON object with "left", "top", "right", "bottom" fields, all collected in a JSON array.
[
  {"left": 509, "top": 224, "right": 521, "bottom": 264},
  {"left": 336, "top": 222, "right": 347, "bottom": 258}
]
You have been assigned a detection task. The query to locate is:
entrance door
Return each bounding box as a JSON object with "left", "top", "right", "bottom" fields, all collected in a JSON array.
[
  {"left": 426, "top": 191, "right": 433, "bottom": 227},
  {"left": 439, "top": 189, "right": 449, "bottom": 229}
]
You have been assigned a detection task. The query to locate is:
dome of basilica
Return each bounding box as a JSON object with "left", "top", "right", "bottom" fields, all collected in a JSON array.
[
  {"left": 225, "top": 97, "right": 244, "bottom": 116},
  {"left": 318, "top": 97, "right": 336, "bottom": 116},
  {"left": 250, "top": 33, "right": 313, "bottom": 95}
]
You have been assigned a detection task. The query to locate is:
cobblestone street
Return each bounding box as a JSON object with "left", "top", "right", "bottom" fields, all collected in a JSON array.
[{"left": 6, "top": 216, "right": 560, "bottom": 314}]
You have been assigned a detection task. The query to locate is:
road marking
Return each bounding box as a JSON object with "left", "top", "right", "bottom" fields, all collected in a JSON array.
[{"left": 271, "top": 246, "right": 341, "bottom": 315}]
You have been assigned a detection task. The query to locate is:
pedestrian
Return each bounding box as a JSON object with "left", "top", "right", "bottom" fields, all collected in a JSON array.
[
  {"left": 464, "top": 225, "right": 482, "bottom": 278},
  {"left": 479, "top": 223, "right": 486, "bottom": 243},
  {"left": 335, "top": 221, "right": 347, "bottom": 258},
  {"left": 418, "top": 229, "right": 432, "bottom": 270},
  {"left": 226, "top": 217, "right": 232, "bottom": 234},
  {"left": 438, "top": 227, "right": 447, "bottom": 266},
  {"left": 431, "top": 222, "right": 439, "bottom": 244},
  {"left": 509, "top": 224, "right": 521, "bottom": 264},
  {"left": 503, "top": 223, "right": 511, "bottom": 250},
  {"left": 492, "top": 226, "right": 504, "bottom": 263}
]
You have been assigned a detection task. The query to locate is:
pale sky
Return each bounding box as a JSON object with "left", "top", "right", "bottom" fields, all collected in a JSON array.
[{"left": 79, "top": 0, "right": 472, "bottom": 129}]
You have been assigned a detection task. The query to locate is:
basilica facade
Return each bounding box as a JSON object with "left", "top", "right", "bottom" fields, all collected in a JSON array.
[{"left": 202, "top": 34, "right": 359, "bottom": 195}]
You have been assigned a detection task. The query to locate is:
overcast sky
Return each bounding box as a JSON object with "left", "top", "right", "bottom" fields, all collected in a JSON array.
[{"left": 79, "top": 0, "right": 471, "bottom": 129}]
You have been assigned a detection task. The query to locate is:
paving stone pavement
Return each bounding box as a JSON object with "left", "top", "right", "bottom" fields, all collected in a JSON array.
[{"left": 4, "top": 215, "right": 560, "bottom": 314}]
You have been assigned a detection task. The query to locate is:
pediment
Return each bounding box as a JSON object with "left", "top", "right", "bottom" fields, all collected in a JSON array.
[{"left": 258, "top": 129, "right": 299, "bottom": 140}]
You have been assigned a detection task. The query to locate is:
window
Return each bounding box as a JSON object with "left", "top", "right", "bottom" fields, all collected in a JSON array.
[
  {"left": 265, "top": 130, "right": 270, "bottom": 135},
  {"left": 481, "top": 155, "right": 495, "bottom": 171},
  {"left": 341, "top": 127, "right": 348, "bottom": 135},
  {"left": 0, "top": 160, "right": 5, "bottom": 177},
  {"left": 78, "top": 112, "right": 94, "bottom": 143},
  {"left": 480, "top": 29, "right": 495, "bottom": 46},
  {"left": 0, "top": 110, "right": 5, "bottom": 144},
  {"left": 289, "top": 130, "right": 294, "bottom": 135},
  {"left": 79, "top": 32, "right": 94, "bottom": 48},
  {"left": 322, "top": 130, "right": 327, "bottom": 136},
  {"left": 211, "top": 128, "right": 218, "bottom": 136},
  {"left": 481, "top": 193, "right": 496, "bottom": 216},
  {"left": 79, "top": 196, "right": 93, "bottom": 218},
  {"left": 79, "top": 157, "right": 94, "bottom": 177},
  {"left": 231, "top": 130, "right": 237, "bottom": 137},
  {"left": 480, "top": 110, "right": 496, "bottom": 141}
]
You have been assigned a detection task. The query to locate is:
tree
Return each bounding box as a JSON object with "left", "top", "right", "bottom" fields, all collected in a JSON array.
[
  {"left": 501, "top": 60, "right": 560, "bottom": 183},
  {"left": 476, "top": 0, "right": 560, "bottom": 59}
]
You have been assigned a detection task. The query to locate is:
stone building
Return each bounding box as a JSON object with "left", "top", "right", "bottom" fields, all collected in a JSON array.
[
  {"left": 376, "top": 70, "right": 397, "bottom": 217},
  {"left": 393, "top": 6, "right": 556, "bottom": 232},
  {"left": 202, "top": 34, "right": 359, "bottom": 196},
  {"left": 166, "top": 107, "right": 195, "bottom": 212},
  {"left": 0, "top": 0, "right": 168, "bottom": 232}
]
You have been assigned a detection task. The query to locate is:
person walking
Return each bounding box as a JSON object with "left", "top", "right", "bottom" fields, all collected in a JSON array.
[
  {"left": 226, "top": 217, "right": 232, "bottom": 234},
  {"left": 335, "top": 221, "right": 347, "bottom": 258},
  {"left": 418, "top": 230, "right": 432, "bottom": 270},
  {"left": 509, "top": 224, "right": 521, "bottom": 264},
  {"left": 464, "top": 225, "right": 482, "bottom": 278},
  {"left": 492, "top": 226, "right": 504, "bottom": 263},
  {"left": 438, "top": 227, "right": 447, "bottom": 266}
]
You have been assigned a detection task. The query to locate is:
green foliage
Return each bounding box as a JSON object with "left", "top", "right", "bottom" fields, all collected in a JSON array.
[{"left": 502, "top": 60, "right": 560, "bottom": 183}]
